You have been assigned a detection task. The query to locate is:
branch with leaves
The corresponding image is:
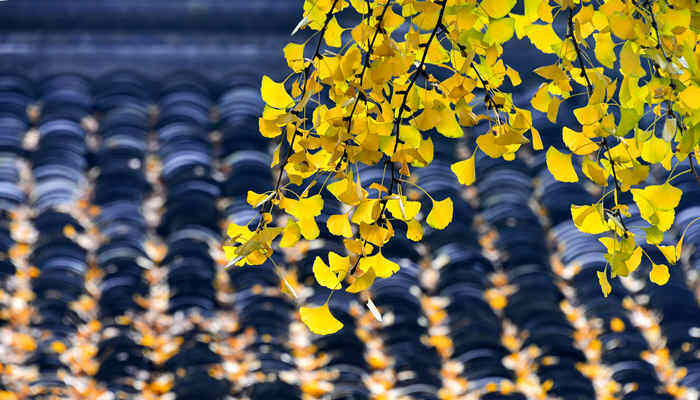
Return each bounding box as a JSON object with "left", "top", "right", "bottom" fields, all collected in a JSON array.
[{"left": 226, "top": 0, "right": 700, "bottom": 334}]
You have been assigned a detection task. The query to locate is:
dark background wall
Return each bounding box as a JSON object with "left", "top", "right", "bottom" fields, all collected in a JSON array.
[{"left": 0, "top": 0, "right": 305, "bottom": 80}]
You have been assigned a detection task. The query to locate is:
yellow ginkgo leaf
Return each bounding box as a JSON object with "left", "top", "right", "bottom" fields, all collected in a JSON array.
[
  {"left": 313, "top": 257, "right": 341, "bottom": 289},
  {"left": 594, "top": 32, "right": 616, "bottom": 69},
  {"left": 298, "top": 217, "right": 320, "bottom": 240},
  {"left": 484, "top": 17, "right": 515, "bottom": 45},
  {"left": 259, "top": 117, "right": 282, "bottom": 138},
  {"left": 426, "top": 197, "right": 453, "bottom": 230},
  {"left": 351, "top": 199, "right": 380, "bottom": 225},
  {"left": 346, "top": 268, "right": 376, "bottom": 293},
  {"left": 531, "top": 127, "right": 543, "bottom": 150},
  {"left": 386, "top": 196, "right": 421, "bottom": 221},
  {"left": 325, "top": 16, "right": 343, "bottom": 47},
  {"left": 299, "top": 302, "right": 343, "bottom": 335},
  {"left": 649, "top": 263, "right": 669, "bottom": 285},
  {"left": 290, "top": 195, "right": 324, "bottom": 220},
  {"left": 679, "top": 86, "right": 700, "bottom": 110},
  {"left": 451, "top": 154, "right": 476, "bottom": 186},
  {"left": 626, "top": 246, "right": 642, "bottom": 274},
  {"left": 283, "top": 42, "right": 306, "bottom": 73},
  {"left": 571, "top": 204, "right": 609, "bottom": 234},
  {"left": 619, "top": 41, "right": 644, "bottom": 77},
  {"left": 581, "top": 157, "right": 608, "bottom": 186},
  {"left": 631, "top": 183, "right": 682, "bottom": 232},
  {"left": 344, "top": 238, "right": 373, "bottom": 256},
  {"left": 247, "top": 190, "right": 273, "bottom": 208},
  {"left": 546, "top": 146, "right": 578, "bottom": 182},
  {"left": 641, "top": 136, "right": 670, "bottom": 164},
  {"left": 481, "top": 0, "right": 516, "bottom": 19},
  {"left": 573, "top": 103, "right": 605, "bottom": 126},
  {"left": 326, "top": 214, "right": 353, "bottom": 238},
  {"left": 643, "top": 226, "right": 663, "bottom": 245},
  {"left": 609, "top": 13, "right": 635, "bottom": 40},
  {"left": 656, "top": 245, "right": 678, "bottom": 265},
  {"left": 328, "top": 252, "right": 351, "bottom": 280},
  {"left": 280, "top": 220, "right": 301, "bottom": 248},
  {"left": 261, "top": 75, "right": 294, "bottom": 109},
  {"left": 562, "top": 127, "right": 598, "bottom": 155},
  {"left": 406, "top": 219, "right": 423, "bottom": 241},
  {"left": 597, "top": 270, "right": 611, "bottom": 297},
  {"left": 327, "top": 171, "right": 365, "bottom": 206},
  {"left": 359, "top": 251, "right": 399, "bottom": 278}
]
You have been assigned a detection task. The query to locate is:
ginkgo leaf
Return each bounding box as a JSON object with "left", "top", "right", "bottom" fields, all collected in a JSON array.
[
  {"left": 643, "top": 226, "right": 663, "bottom": 244},
  {"left": 619, "top": 41, "right": 644, "bottom": 77},
  {"left": 546, "top": 147, "right": 578, "bottom": 182},
  {"left": 298, "top": 217, "right": 320, "bottom": 240},
  {"left": 351, "top": 199, "right": 380, "bottom": 225},
  {"left": 626, "top": 246, "right": 642, "bottom": 274},
  {"left": 386, "top": 196, "right": 421, "bottom": 221},
  {"left": 328, "top": 252, "right": 351, "bottom": 280},
  {"left": 280, "top": 220, "right": 301, "bottom": 248},
  {"left": 594, "top": 32, "right": 616, "bottom": 68},
  {"left": 484, "top": 17, "right": 515, "bottom": 45},
  {"left": 597, "top": 270, "right": 611, "bottom": 297},
  {"left": 300, "top": 302, "right": 343, "bottom": 334},
  {"left": 649, "top": 264, "right": 669, "bottom": 286},
  {"left": 547, "top": 96, "right": 562, "bottom": 123},
  {"left": 451, "top": 155, "right": 476, "bottom": 186},
  {"left": 261, "top": 75, "right": 294, "bottom": 109},
  {"left": 573, "top": 103, "right": 605, "bottom": 125},
  {"left": 481, "top": 0, "right": 516, "bottom": 19},
  {"left": 531, "top": 127, "right": 543, "bottom": 150},
  {"left": 259, "top": 117, "right": 282, "bottom": 138},
  {"left": 326, "top": 214, "right": 353, "bottom": 238},
  {"left": 581, "top": 157, "right": 608, "bottom": 186},
  {"left": 631, "top": 183, "right": 682, "bottom": 232},
  {"left": 679, "top": 86, "right": 700, "bottom": 109},
  {"left": 247, "top": 190, "right": 273, "bottom": 208},
  {"left": 562, "top": 127, "right": 598, "bottom": 155},
  {"left": 426, "top": 197, "right": 453, "bottom": 230},
  {"left": 289, "top": 195, "right": 324, "bottom": 220},
  {"left": 571, "top": 204, "right": 608, "bottom": 234},
  {"left": 656, "top": 245, "right": 678, "bottom": 265},
  {"left": 609, "top": 13, "right": 635, "bottom": 40},
  {"left": 406, "top": 219, "right": 423, "bottom": 241},
  {"left": 526, "top": 23, "right": 561, "bottom": 54},
  {"left": 641, "top": 136, "right": 670, "bottom": 164},
  {"left": 346, "top": 268, "right": 376, "bottom": 293},
  {"left": 359, "top": 251, "right": 399, "bottom": 278},
  {"left": 313, "top": 257, "right": 341, "bottom": 289},
  {"left": 325, "top": 16, "right": 343, "bottom": 47},
  {"left": 283, "top": 42, "right": 306, "bottom": 73}
]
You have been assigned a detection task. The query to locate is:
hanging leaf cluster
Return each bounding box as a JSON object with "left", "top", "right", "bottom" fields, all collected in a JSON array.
[{"left": 224, "top": 0, "right": 700, "bottom": 334}]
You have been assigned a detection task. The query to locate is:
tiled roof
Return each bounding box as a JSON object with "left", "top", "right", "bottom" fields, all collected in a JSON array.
[{"left": 0, "top": 3, "right": 699, "bottom": 400}]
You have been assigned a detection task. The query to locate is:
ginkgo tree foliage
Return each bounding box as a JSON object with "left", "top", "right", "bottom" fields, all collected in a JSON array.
[{"left": 223, "top": 0, "right": 700, "bottom": 334}]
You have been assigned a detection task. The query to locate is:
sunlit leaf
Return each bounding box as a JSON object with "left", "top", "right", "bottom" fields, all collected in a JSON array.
[
  {"left": 426, "top": 197, "right": 453, "bottom": 230},
  {"left": 261, "top": 75, "right": 294, "bottom": 109},
  {"left": 546, "top": 147, "right": 578, "bottom": 182},
  {"left": 300, "top": 302, "right": 343, "bottom": 334}
]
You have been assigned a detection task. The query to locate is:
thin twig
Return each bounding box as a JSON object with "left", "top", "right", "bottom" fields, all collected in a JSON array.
[
  {"left": 377, "top": 0, "right": 448, "bottom": 222},
  {"left": 568, "top": 8, "right": 593, "bottom": 95},
  {"left": 258, "top": 0, "right": 342, "bottom": 226}
]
